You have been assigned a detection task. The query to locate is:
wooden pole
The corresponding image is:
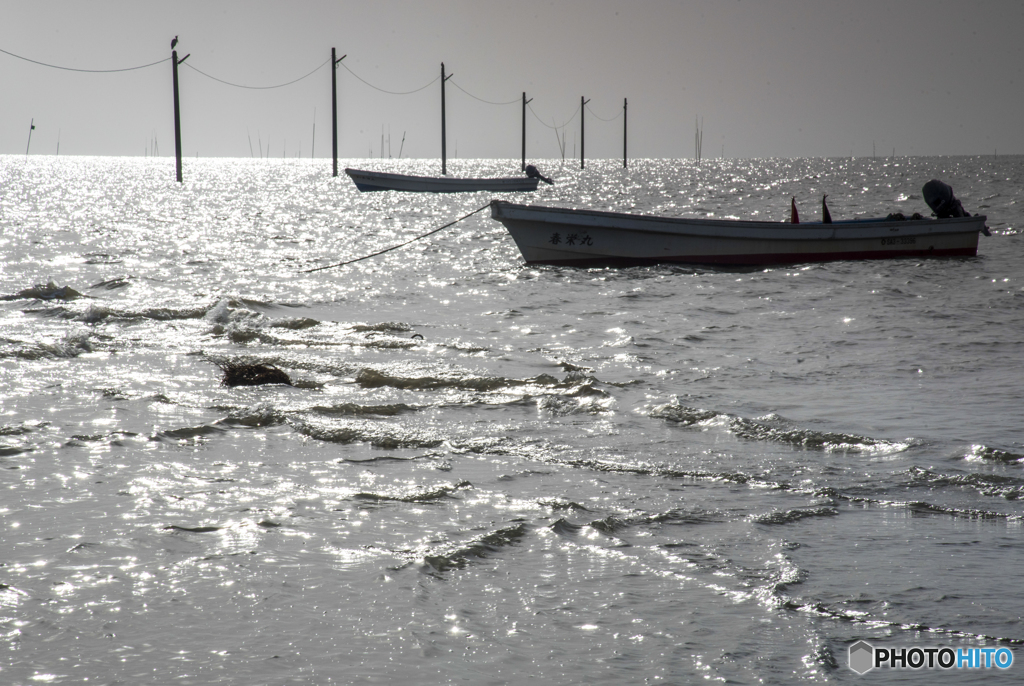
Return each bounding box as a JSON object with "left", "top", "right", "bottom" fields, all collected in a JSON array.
[
  {"left": 172, "top": 50, "right": 188, "bottom": 182},
  {"left": 441, "top": 63, "right": 448, "bottom": 175},
  {"left": 521, "top": 92, "right": 532, "bottom": 171},
  {"left": 331, "top": 51, "right": 346, "bottom": 175},
  {"left": 623, "top": 98, "right": 627, "bottom": 168},
  {"left": 694, "top": 116, "right": 703, "bottom": 164},
  {"left": 25, "top": 119, "right": 35, "bottom": 157},
  {"left": 331, "top": 49, "right": 338, "bottom": 176},
  {"left": 580, "top": 96, "right": 584, "bottom": 170},
  {"left": 580, "top": 96, "right": 590, "bottom": 170}
]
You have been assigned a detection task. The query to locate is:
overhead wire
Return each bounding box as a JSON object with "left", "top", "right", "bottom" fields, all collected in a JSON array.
[
  {"left": 0, "top": 46, "right": 169, "bottom": 73},
  {"left": 4, "top": 42, "right": 615, "bottom": 158},
  {"left": 340, "top": 62, "right": 439, "bottom": 95},
  {"left": 2, "top": 43, "right": 603, "bottom": 125},
  {"left": 448, "top": 80, "right": 519, "bottom": 106},
  {"left": 184, "top": 57, "right": 330, "bottom": 90},
  {"left": 584, "top": 102, "right": 624, "bottom": 122},
  {"left": 527, "top": 101, "right": 580, "bottom": 130}
]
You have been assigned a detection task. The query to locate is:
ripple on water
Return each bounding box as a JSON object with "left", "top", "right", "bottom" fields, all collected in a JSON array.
[{"left": 1, "top": 155, "right": 1023, "bottom": 684}]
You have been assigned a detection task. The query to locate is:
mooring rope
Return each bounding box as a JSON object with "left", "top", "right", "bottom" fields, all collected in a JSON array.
[{"left": 301, "top": 203, "right": 491, "bottom": 273}]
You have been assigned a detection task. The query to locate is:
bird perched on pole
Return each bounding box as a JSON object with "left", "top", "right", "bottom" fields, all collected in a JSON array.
[{"left": 171, "top": 36, "right": 178, "bottom": 49}]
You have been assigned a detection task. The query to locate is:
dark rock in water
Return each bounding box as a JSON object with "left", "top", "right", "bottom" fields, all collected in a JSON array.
[
  {"left": 1, "top": 281, "right": 84, "bottom": 302},
  {"left": 217, "top": 361, "right": 292, "bottom": 387}
]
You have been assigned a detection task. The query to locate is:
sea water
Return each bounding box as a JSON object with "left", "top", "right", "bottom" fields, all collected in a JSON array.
[{"left": 1, "top": 154, "right": 1022, "bottom": 684}]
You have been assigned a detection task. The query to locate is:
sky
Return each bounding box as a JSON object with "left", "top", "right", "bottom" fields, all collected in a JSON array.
[{"left": 2, "top": 0, "right": 1022, "bottom": 161}]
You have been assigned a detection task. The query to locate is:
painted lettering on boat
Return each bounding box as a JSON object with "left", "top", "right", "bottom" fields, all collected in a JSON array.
[
  {"left": 881, "top": 236, "right": 917, "bottom": 246},
  {"left": 551, "top": 232, "right": 593, "bottom": 246}
]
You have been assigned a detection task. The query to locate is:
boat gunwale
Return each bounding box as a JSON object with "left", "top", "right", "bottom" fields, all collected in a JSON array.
[
  {"left": 345, "top": 168, "right": 537, "bottom": 185},
  {"left": 489, "top": 200, "right": 987, "bottom": 240}
]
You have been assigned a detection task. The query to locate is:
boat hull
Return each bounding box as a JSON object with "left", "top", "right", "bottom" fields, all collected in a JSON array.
[
  {"left": 345, "top": 168, "right": 539, "bottom": 193},
  {"left": 489, "top": 201, "right": 986, "bottom": 266}
]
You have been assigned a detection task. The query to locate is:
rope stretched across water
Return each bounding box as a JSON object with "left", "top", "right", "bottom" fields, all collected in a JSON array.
[{"left": 301, "top": 202, "right": 491, "bottom": 273}]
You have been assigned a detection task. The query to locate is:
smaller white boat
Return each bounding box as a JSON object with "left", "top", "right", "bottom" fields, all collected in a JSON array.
[
  {"left": 490, "top": 186, "right": 989, "bottom": 266},
  {"left": 345, "top": 168, "right": 539, "bottom": 193}
]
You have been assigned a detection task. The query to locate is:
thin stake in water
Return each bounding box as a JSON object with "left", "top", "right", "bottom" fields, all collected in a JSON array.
[{"left": 25, "top": 118, "right": 35, "bottom": 156}]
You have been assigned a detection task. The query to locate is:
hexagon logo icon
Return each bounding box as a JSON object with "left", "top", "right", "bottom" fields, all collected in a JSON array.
[{"left": 849, "top": 640, "right": 874, "bottom": 674}]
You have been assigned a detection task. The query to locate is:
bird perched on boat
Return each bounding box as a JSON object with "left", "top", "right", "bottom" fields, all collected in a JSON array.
[
  {"left": 822, "top": 194, "right": 832, "bottom": 224},
  {"left": 790, "top": 197, "right": 800, "bottom": 224},
  {"left": 525, "top": 164, "right": 553, "bottom": 185},
  {"left": 171, "top": 36, "right": 178, "bottom": 50}
]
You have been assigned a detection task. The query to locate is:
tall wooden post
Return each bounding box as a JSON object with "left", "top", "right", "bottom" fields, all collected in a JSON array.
[
  {"left": 171, "top": 47, "right": 190, "bottom": 182},
  {"left": 331, "top": 50, "right": 345, "bottom": 176},
  {"left": 580, "top": 96, "right": 584, "bottom": 170},
  {"left": 172, "top": 50, "right": 182, "bottom": 182},
  {"left": 580, "top": 96, "right": 590, "bottom": 170},
  {"left": 25, "top": 119, "right": 35, "bottom": 157},
  {"left": 441, "top": 63, "right": 450, "bottom": 175},
  {"left": 623, "top": 98, "right": 628, "bottom": 168},
  {"left": 332, "top": 48, "right": 338, "bottom": 176},
  {"left": 521, "top": 92, "right": 532, "bottom": 171}
]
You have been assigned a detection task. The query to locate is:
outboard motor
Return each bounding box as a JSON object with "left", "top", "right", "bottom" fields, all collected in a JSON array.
[
  {"left": 922, "top": 179, "right": 969, "bottom": 218},
  {"left": 525, "top": 164, "right": 554, "bottom": 185}
]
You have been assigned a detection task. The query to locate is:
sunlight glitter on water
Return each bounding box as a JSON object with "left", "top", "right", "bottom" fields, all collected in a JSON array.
[{"left": 1, "top": 154, "right": 1023, "bottom": 683}]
